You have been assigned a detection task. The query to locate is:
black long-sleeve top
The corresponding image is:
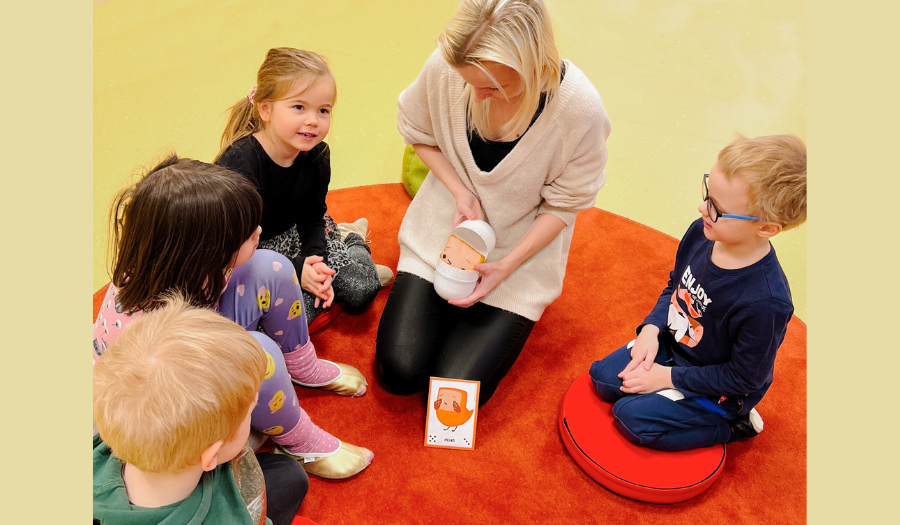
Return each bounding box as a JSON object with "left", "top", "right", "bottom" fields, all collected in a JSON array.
[
  {"left": 641, "top": 219, "right": 794, "bottom": 410},
  {"left": 216, "top": 135, "right": 330, "bottom": 275}
]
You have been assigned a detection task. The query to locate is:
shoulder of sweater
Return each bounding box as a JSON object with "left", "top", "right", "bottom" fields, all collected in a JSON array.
[
  {"left": 419, "top": 48, "right": 452, "bottom": 81},
  {"left": 556, "top": 61, "right": 607, "bottom": 123}
]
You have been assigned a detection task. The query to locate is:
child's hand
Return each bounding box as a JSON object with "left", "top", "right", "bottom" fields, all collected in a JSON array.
[
  {"left": 620, "top": 363, "right": 674, "bottom": 394},
  {"left": 619, "top": 325, "right": 660, "bottom": 378},
  {"left": 316, "top": 276, "right": 335, "bottom": 309},
  {"left": 453, "top": 190, "right": 483, "bottom": 228},
  {"left": 310, "top": 260, "right": 335, "bottom": 278},
  {"left": 301, "top": 256, "right": 335, "bottom": 307}
]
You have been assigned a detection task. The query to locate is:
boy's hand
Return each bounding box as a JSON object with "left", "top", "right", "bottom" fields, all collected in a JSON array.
[
  {"left": 619, "top": 325, "right": 660, "bottom": 378},
  {"left": 620, "top": 363, "right": 674, "bottom": 394}
]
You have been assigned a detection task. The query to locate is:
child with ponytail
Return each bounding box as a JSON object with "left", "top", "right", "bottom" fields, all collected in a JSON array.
[
  {"left": 215, "top": 47, "right": 392, "bottom": 325},
  {"left": 93, "top": 156, "right": 374, "bottom": 479}
]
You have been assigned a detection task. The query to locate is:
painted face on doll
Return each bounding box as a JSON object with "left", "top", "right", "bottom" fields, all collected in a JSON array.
[{"left": 441, "top": 235, "right": 485, "bottom": 271}]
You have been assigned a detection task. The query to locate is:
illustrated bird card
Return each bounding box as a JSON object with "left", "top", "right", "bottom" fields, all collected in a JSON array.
[{"left": 425, "top": 377, "right": 480, "bottom": 450}]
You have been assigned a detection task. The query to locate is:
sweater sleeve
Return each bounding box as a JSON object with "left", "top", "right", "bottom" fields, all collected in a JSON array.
[
  {"left": 536, "top": 108, "right": 610, "bottom": 226},
  {"left": 670, "top": 299, "right": 792, "bottom": 398},
  {"left": 397, "top": 51, "right": 443, "bottom": 147},
  {"left": 291, "top": 144, "right": 330, "bottom": 275},
  {"left": 639, "top": 269, "right": 677, "bottom": 335},
  {"left": 639, "top": 220, "right": 701, "bottom": 333}
]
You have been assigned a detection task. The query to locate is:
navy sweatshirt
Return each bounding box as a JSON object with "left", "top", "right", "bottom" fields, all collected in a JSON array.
[
  {"left": 641, "top": 219, "right": 794, "bottom": 410},
  {"left": 216, "top": 135, "right": 330, "bottom": 276}
]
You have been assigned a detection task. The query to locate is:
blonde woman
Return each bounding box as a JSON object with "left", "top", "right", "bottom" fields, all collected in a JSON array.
[{"left": 376, "top": 0, "right": 611, "bottom": 404}]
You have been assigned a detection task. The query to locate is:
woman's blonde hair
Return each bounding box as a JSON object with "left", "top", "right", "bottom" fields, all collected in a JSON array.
[
  {"left": 717, "top": 134, "right": 807, "bottom": 231},
  {"left": 93, "top": 295, "right": 266, "bottom": 473},
  {"left": 215, "top": 47, "right": 335, "bottom": 161},
  {"left": 437, "top": 0, "right": 561, "bottom": 141}
]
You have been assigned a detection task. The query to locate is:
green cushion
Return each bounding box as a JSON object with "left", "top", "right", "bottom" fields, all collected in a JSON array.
[{"left": 401, "top": 144, "right": 429, "bottom": 197}]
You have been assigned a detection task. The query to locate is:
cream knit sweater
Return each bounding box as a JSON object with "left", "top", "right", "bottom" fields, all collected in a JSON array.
[{"left": 396, "top": 50, "right": 611, "bottom": 321}]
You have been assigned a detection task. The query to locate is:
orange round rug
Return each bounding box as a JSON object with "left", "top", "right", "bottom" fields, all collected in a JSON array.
[{"left": 94, "top": 183, "right": 807, "bottom": 523}]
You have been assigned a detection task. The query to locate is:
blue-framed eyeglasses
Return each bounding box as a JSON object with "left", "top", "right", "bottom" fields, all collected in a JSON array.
[{"left": 702, "top": 173, "right": 761, "bottom": 222}]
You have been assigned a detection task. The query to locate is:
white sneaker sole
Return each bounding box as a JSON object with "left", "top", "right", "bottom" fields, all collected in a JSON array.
[{"left": 748, "top": 408, "right": 764, "bottom": 433}]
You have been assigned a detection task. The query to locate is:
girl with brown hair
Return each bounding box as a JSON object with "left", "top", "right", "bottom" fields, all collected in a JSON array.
[{"left": 93, "top": 155, "right": 373, "bottom": 479}]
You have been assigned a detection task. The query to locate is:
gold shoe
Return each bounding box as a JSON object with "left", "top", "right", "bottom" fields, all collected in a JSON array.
[
  {"left": 321, "top": 362, "right": 368, "bottom": 396},
  {"left": 274, "top": 442, "right": 374, "bottom": 480},
  {"left": 376, "top": 264, "right": 394, "bottom": 287},
  {"left": 337, "top": 218, "right": 369, "bottom": 242}
]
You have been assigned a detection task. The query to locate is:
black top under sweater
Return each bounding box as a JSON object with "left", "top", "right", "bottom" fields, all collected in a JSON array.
[
  {"left": 468, "top": 63, "right": 566, "bottom": 172},
  {"left": 216, "top": 135, "right": 330, "bottom": 273},
  {"left": 640, "top": 219, "right": 794, "bottom": 411}
]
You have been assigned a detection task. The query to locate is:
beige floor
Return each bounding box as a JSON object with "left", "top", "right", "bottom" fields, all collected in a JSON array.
[{"left": 93, "top": 0, "right": 806, "bottom": 318}]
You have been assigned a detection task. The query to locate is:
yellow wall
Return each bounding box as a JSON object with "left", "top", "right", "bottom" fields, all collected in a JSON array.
[{"left": 94, "top": 0, "right": 806, "bottom": 318}]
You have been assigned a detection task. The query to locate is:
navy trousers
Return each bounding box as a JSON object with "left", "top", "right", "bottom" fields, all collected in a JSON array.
[{"left": 588, "top": 339, "right": 739, "bottom": 452}]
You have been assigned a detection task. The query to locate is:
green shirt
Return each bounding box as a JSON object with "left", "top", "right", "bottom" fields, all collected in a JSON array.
[{"left": 93, "top": 435, "right": 271, "bottom": 525}]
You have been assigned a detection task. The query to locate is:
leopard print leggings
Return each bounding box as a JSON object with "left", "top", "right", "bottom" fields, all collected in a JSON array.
[{"left": 258, "top": 215, "right": 380, "bottom": 323}]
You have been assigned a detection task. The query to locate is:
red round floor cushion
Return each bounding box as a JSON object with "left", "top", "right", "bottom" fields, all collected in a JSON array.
[{"left": 559, "top": 373, "right": 726, "bottom": 504}]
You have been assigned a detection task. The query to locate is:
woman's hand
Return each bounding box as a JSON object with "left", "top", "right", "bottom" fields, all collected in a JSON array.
[
  {"left": 448, "top": 258, "right": 514, "bottom": 308},
  {"left": 453, "top": 189, "right": 483, "bottom": 227},
  {"left": 618, "top": 325, "right": 660, "bottom": 378},
  {"left": 301, "top": 256, "right": 336, "bottom": 308},
  {"left": 411, "top": 143, "right": 482, "bottom": 227},
  {"left": 447, "top": 214, "right": 567, "bottom": 308}
]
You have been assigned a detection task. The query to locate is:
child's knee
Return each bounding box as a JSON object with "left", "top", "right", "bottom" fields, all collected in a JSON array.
[
  {"left": 238, "top": 249, "right": 293, "bottom": 279},
  {"left": 589, "top": 359, "right": 623, "bottom": 403},
  {"left": 611, "top": 398, "right": 659, "bottom": 447}
]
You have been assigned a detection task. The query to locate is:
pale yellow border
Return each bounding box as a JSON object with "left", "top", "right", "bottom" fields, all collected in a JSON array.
[
  {"left": 807, "top": 2, "right": 890, "bottom": 521},
  {"left": 7, "top": 1, "right": 91, "bottom": 522}
]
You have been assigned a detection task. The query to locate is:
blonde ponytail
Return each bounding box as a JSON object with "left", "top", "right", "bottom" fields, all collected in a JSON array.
[{"left": 215, "top": 96, "right": 259, "bottom": 162}]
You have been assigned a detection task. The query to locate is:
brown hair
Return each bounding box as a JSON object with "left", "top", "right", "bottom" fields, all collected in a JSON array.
[
  {"left": 717, "top": 134, "right": 807, "bottom": 230},
  {"left": 215, "top": 48, "right": 335, "bottom": 162},
  {"left": 93, "top": 295, "right": 266, "bottom": 473},
  {"left": 437, "top": 0, "right": 561, "bottom": 141},
  {"left": 108, "top": 155, "right": 262, "bottom": 313}
]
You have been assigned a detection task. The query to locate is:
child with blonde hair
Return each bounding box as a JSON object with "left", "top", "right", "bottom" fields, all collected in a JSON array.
[
  {"left": 94, "top": 155, "right": 373, "bottom": 479},
  {"left": 589, "top": 134, "right": 807, "bottom": 451},
  {"left": 215, "top": 47, "right": 392, "bottom": 325},
  {"left": 93, "top": 296, "right": 308, "bottom": 525}
]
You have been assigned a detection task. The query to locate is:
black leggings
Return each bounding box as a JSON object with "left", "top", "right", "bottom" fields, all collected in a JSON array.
[
  {"left": 257, "top": 453, "right": 309, "bottom": 525},
  {"left": 375, "top": 272, "right": 535, "bottom": 405}
]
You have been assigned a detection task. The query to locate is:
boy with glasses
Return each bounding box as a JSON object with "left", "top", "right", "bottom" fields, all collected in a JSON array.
[{"left": 587, "top": 134, "right": 806, "bottom": 452}]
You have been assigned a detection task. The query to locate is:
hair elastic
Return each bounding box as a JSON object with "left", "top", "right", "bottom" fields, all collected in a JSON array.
[{"left": 247, "top": 86, "right": 257, "bottom": 104}]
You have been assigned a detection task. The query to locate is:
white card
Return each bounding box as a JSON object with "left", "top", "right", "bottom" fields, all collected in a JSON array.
[{"left": 424, "top": 377, "right": 480, "bottom": 450}]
